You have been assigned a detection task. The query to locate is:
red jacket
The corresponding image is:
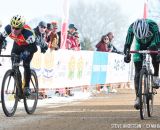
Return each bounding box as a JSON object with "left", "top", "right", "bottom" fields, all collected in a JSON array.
[{"left": 96, "top": 42, "right": 110, "bottom": 52}]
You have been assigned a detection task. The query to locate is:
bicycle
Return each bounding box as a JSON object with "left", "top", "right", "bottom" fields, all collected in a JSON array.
[
  {"left": 130, "top": 50, "right": 158, "bottom": 120},
  {"left": 0, "top": 53, "right": 39, "bottom": 117}
]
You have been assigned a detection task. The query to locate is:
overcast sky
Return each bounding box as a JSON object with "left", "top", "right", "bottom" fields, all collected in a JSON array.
[{"left": 0, "top": 0, "right": 144, "bottom": 25}]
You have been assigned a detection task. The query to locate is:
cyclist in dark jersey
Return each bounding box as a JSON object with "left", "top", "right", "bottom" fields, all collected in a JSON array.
[
  {"left": 123, "top": 18, "right": 160, "bottom": 109},
  {"left": 0, "top": 15, "right": 37, "bottom": 96}
]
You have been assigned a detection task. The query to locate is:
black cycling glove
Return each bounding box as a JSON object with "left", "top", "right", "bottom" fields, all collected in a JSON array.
[
  {"left": 124, "top": 53, "right": 131, "bottom": 63},
  {"left": 124, "top": 45, "right": 131, "bottom": 63}
]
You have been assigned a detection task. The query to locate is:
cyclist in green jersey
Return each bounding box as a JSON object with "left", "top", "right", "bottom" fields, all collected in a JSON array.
[{"left": 123, "top": 18, "right": 160, "bottom": 109}]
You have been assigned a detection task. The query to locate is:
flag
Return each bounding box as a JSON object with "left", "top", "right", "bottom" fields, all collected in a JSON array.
[
  {"left": 60, "top": 0, "right": 70, "bottom": 49},
  {"left": 143, "top": 0, "right": 148, "bottom": 19}
]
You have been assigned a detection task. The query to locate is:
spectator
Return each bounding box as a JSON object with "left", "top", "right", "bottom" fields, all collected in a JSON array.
[
  {"left": 66, "top": 24, "right": 78, "bottom": 50},
  {"left": 48, "top": 21, "right": 59, "bottom": 50},
  {"left": 34, "top": 21, "right": 48, "bottom": 53},
  {"left": 107, "top": 32, "right": 114, "bottom": 42},
  {"left": 68, "top": 24, "right": 77, "bottom": 35},
  {"left": 66, "top": 33, "right": 72, "bottom": 49},
  {"left": 106, "top": 32, "right": 122, "bottom": 54},
  {"left": 57, "top": 23, "right": 77, "bottom": 49},
  {"left": 46, "top": 23, "right": 53, "bottom": 42},
  {"left": 64, "top": 23, "right": 78, "bottom": 96},
  {"left": 96, "top": 35, "right": 110, "bottom": 52},
  {"left": 73, "top": 32, "right": 80, "bottom": 51},
  {"left": 57, "top": 31, "right": 61, "bottom": 48}
]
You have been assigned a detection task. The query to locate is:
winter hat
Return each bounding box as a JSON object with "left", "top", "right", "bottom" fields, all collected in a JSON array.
[
  {"left": 47, "top": 23, "right": 53, "bottom": 30},
  {"left": 68, "top": 24, "right": 77, "bottom": 31},
  {"left": 51, "top": 21, "right": 58, "bottom": 29},
  {"left": 38, "top": 21, "right": 47, "bottom": 28}
]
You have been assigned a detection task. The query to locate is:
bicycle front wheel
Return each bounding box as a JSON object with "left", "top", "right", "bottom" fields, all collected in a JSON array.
[
  {"left": 139, "top": 69, "right": 147, "bottom": 120},
  {"left": 1, "top": 70, "right": 19, "bottom": 117},
  {"left": 147, "top": 72, "right": 154, "bottom": 117},
  {"left": 24, "top": 69, "right": 38, "bottom": 114}
]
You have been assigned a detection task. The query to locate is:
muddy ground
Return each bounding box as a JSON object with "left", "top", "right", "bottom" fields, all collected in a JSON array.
[{"left": 0, "top": 88, "right": 160, "bottom": 130}]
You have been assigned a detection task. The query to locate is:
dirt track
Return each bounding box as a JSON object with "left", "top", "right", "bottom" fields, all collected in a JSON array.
[{"left": 0, "top": 88, "right": 160, "bottom": 130}]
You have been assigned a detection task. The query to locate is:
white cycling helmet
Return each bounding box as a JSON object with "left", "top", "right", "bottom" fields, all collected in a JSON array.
[{"left": 132, "top": 19, "right": 149, "bottom": 39}]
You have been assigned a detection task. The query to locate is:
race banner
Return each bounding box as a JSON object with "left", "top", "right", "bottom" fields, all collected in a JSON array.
[
  {"left": 105, "top": 53, "right": 130, "bottom": 83},
  {"left": 31, "top": 50, "right": 130, "bottom": 89},
  {"left": 91, "top": 52, "right": 108, "bottom": 85}
]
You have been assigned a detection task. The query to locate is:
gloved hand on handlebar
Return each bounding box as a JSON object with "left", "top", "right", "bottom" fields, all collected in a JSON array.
[
  {"left": 124, "top": 47, "right": 131, "bottom": 63},
  {"left": 20, "top": 51, "right": 30, "bottom": 60},
  {"left": 124, "top": 53, "right": 131, "bottom": 63}
]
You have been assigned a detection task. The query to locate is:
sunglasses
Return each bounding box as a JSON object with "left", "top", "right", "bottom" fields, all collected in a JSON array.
[
  {"left": 12, "top": 27, "right": 21, "bottom": 30},
  {"left": 40, "top": 26, "right": 46, "bottom": 29}
]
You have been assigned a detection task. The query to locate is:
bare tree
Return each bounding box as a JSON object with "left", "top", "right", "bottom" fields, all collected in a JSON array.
[{"left": 69, "top": 0, "right": 129, "bottom": 50}]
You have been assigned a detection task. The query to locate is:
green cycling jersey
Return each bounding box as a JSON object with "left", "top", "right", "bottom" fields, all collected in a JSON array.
[{"left": 124, "top": 19, "right": 160, "bottom": 62}]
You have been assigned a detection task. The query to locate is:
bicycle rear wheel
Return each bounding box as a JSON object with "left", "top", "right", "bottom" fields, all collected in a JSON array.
[
  {"left": 24, "top": 70, "right": 38, "bottom": 114},
  {"left": 139, "top": 69, "right": 147, "bottom": 120},
  {"left": 1, "top": 70, "right": 19, "bottom": 117},
  {"left": 147, "top": 73, "right": 154, "bottom": 117}
]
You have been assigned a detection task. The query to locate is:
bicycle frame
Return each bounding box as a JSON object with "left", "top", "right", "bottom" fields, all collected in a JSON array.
[
  {"left": 0, "top": 54, "right": 39, "bottom": 116},
  {"left": 130, "top": 50, "right": 158, "bottom": 76},
  {"left": 130, "top": 50, "right": 158, "bottom": 119},
  {"left": 1, "top": 54, "right": 23, "bottom": 95}
]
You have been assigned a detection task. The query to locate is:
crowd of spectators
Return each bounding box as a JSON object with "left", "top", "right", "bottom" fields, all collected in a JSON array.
[{"left": 32, "top": 21, "right": 80, "bottom": 53}]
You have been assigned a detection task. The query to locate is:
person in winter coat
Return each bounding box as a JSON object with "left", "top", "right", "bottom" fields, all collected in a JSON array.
[
  {"left": 106, "top": 32, "right": 122, "bottom": 54},
  {"left": 34, "top": 21, "right": 48, "bottom": 53},
  {"left": 73, "top": 31, "right": 80, "bottom": 51},
  {"left": 96, "top": 35, "right": 110, "bottom": 52},
  {"left": 48, "top": 22, "right": 59, "bottom": 50}
]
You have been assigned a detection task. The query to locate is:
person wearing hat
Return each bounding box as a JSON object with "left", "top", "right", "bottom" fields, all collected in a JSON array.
[
  {"left": 46, "top": 23, "right": 53, "bottom": 42},
  {"left": 68, "top": 23, "right": 77, "bottom": 35},
  {"left": 34, "top": 21, "right": 48, "bottom": 53},
  {"left": 47, "top": 21, "right": 59, "bottom": 50},
  {"left": 69, "top": 24, "right": 77, "bottom": 31}
]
